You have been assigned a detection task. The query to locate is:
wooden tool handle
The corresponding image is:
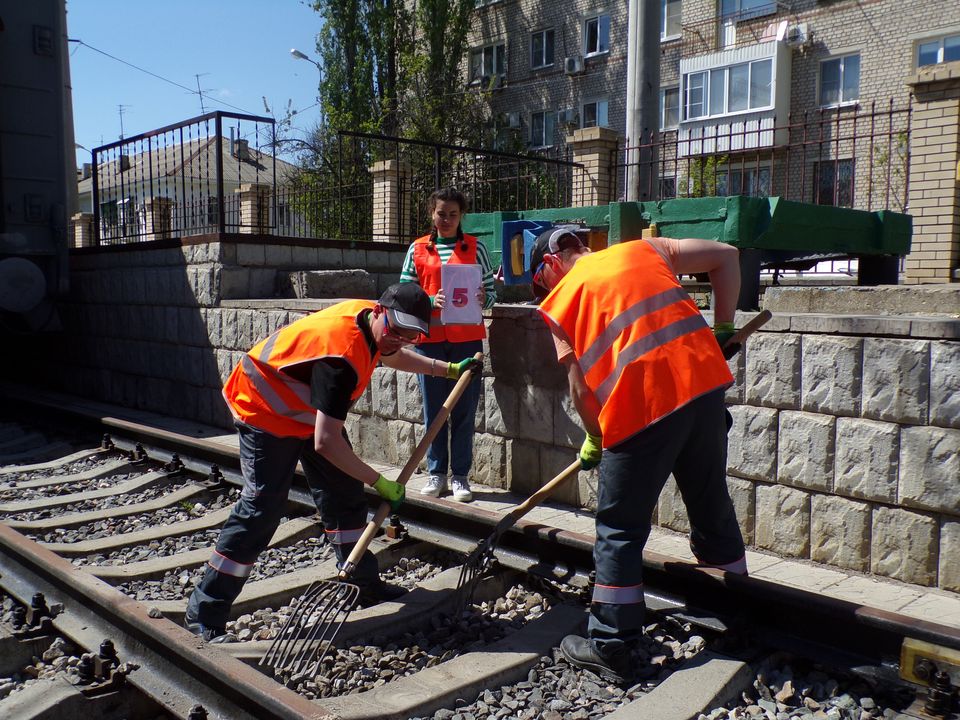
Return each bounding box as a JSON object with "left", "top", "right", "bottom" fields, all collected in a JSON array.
[
  {"left": 503, "top": 459, "right": 582, "bottom": 526},
  {"left": 340, "top": 352, "right": 484, "bottom": 577},
  {"left": 725, "top": 309, "right": 772, "bottom": 348}
]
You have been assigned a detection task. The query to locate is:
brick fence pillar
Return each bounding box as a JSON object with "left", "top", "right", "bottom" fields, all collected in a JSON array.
[
  {"left": 71, "top": 212, "right": 95, "bottom": 248},
  {"left": 905, "top": 62, "right": 960, "bottom": 284},
  {"left": 568, "top": 126, "right": 623, "bottom": 207},
  {"left": 369, "top": 159, "right": 412, "bottom": 241},
  {"left": 235, "top": 183, "right": 271, "bottom": 234},
  {"left": 142, "top": 197, "right": 174, "bottom": 241}
]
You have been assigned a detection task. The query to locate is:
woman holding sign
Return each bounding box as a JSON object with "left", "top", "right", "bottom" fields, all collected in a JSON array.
[{"left": 399, "top": 188, "right": 497, "bottom": 502}]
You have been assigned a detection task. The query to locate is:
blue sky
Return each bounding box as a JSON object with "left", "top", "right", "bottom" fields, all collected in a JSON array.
[{"left": 67, "top": 0, "right": 324, "bottom": 165}]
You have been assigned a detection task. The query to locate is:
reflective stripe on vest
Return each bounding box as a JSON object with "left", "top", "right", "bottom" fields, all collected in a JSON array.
[
  {"left": 223, "top": 299, "right": 378, "bottom": 438},
  {"left": 538, "top": 240, "right": 733, "bottom": 448},
  {"left": 412, "top": 234, "right": 486, "bottom": 343},
  {"left": 592, "top": 582, "right": 645, "bottom": 604},
  {"left": 324, "top": 526, "right": 365, "bottom": 545},
  {"left": 208, "top": 549, "right": 254, "bottom": 578}
]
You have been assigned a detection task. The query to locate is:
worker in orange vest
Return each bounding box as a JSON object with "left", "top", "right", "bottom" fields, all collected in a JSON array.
[
  {"left": 184, "top": 283, "right": 480, "bottom": 642},
  {"left": 530, "top": 228, "right": 747, "bottom": 683}
]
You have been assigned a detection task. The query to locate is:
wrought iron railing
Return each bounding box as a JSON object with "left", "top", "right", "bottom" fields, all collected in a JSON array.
[{"left": 614, "top": 98, "right": 912, "bottom": 212}]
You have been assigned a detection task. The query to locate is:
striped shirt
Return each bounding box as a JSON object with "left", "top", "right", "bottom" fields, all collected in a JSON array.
[{"left": 399, "top": 236, "right": 498, "bottom": 309}]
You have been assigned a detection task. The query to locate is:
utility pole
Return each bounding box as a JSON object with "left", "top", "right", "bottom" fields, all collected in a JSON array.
[
  {"left": 117, "top": 104, "right": 130, "bottom": 140},
  {"left": 625, "top": 0, "right": 661, "bottom": 202}
]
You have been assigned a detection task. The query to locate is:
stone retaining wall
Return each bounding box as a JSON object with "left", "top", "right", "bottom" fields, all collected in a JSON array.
[{"left": 46, "top": 243, "right": 960, "bottom": 592}]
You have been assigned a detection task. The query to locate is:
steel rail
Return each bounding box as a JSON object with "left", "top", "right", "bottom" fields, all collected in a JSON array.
[
  {"left": 5, "top": 385, "right": 960, "bottom": 687},
  {"left": 0, "top": 523, "right": 337, "bottom": 720}
]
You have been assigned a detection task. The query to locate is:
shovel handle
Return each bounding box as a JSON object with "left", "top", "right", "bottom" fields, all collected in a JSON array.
[
  {"left": 494, "top": 458, "right": 583, "bottom": 534},
  {"left": 725, "top": 309, "right": 772, "bottom": 349},
  {"left": 340, "top": 351, "right": 484, "bottom": 578}
]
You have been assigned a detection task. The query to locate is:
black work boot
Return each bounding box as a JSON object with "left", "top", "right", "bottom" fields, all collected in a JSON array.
[
  {"left": 183, "top": 617, "right": 237, "bottom": 644},
  {"left": 560, "top": 634, "right": 633, "bottom": 684}
]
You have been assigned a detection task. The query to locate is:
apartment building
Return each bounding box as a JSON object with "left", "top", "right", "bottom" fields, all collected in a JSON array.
[{"left": 468, "top": 0, "right": 960, "bottom": 282}]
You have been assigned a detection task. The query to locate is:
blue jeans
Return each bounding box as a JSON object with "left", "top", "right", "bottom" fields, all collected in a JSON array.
[
  {"left": 414, "top": 339, "right": 483, "bottom": 477},
  {"left": 186, "top": 422, "right": 378, "bottom": 629},
  {"left": 589, "top": 389, "right": 744, "bottom": 655}
]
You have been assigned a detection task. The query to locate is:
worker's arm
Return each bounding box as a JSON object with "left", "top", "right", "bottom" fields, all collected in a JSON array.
[
  {"left": 563, "top": 356, "right": 602, "bottom": 437},
  {"left": 313, "top": 411, "right": 379, "bottom": 485},
  {"left": 379, "top": 346, "right": 436, "bottom": 374},
  {"left": 672, "top": 238, "right": 740, "bottom": 325}
]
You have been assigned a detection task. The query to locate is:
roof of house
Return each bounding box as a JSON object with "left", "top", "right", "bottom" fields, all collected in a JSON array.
[{"left": 77, "top": 136, "right": 301, "bottom": 195}]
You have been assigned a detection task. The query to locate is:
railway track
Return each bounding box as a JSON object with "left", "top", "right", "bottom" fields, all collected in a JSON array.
[{"left": 1, "top": 398, "right": 958, "bottom": 720}]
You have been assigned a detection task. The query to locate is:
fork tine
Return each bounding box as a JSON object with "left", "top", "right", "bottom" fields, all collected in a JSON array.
[{"left": 260, "top": 580, "right": 359, "bottom": 681}]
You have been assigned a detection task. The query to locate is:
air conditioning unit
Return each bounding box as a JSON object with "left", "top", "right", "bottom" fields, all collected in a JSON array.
[
  {"left": 784, "top": 23, "right": 810, "bottom": 47},
  {"left": 506, "top": 112, "right": 521, "bottom": 129},
  {"left": 564, "top": 55, "right": 584, "bottom": 75},
  {"left": 557, "top": 108, "right": 577, "bottom": 126}
]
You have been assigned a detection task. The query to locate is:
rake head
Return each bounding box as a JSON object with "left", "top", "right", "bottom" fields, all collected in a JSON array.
[
  {"left": 452, "top": 533, "right": 500, "bottom": 614},
  {"left": 259, "top": 580, "right": 359, "bottom": 683}
]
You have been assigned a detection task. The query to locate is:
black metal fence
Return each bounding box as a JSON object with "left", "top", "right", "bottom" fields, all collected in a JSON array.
[
  {"left": 614, "top": 98, "right": 912, "bottom": 213},
  {"left": 90, "top": 111, "right": 277, "bottom": 245},
  {"left": 89, "top": 114, "right": 581, "bottom": 246},
  {"left": 276, "top": 130, "right": 581, "bottom": 244}
]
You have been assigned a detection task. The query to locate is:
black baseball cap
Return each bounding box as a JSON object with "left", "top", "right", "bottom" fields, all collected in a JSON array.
[
  {"left": 378, "top": 283, "right": 432, "bottom": 336},
  {"left": 529, "top": 227, "right": 586, "bottom": 278}
]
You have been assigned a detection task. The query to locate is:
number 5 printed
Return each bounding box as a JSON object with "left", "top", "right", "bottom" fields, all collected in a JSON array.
[{"left": 451, "top": 287, "right": 469, "bottom": 307}]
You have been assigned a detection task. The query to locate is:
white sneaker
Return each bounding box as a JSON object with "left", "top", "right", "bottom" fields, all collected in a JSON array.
[
  {"left": 450, "top": 475, "right": 473, "bottom": 502},
  {"left": 421, "top": 475, "right": 447, "bottom": 497}
]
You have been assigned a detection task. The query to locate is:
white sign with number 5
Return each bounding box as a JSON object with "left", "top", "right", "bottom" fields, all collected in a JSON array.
[{"left": 440, "top": 264, "right": 483, "bottom": 326}]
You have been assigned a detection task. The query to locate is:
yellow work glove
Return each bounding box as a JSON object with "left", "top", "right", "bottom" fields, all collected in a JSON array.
[
  {"left": 713, "top": 322, "right": 739, "bottom": 360},
  {"left": 446, "top": 357, "right": 481, "bottom": 380},
  {"left": 579, "top": 433, "right": 603, "bottom": 471},
  {"left": 372, "top": 475, "right": 405, "bottom": 512}
]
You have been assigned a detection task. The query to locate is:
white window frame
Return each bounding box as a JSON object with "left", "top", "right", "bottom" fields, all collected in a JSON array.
[
  {"left": 530, "top": 110, "right": 557, "bottom": 148},
  {"left": 662, "top": 0, "right": 682, "bottom": 41},
  {"left": 916, "top": 33, "right": 960, "bottom": 67},
  {"left": 581, "top": 98, "right": 609, "bottom": 129},
  {"left": 660, "top": 86, "right": 680, "bottom": 129},
  {"left": 531, "top": 29, "right": 555, "bottom": 69},
  {"left": 682, "top": 58, "right": 773, "bottom": 121},
  {"left": 583, "top": 13, "right": 611, "bottom": 57},
  {"left": 469, "top": 42, "right": 507, "bottom": 83},
  {"left": 818, "top": 53, "right": 860, "bottom": 108}
]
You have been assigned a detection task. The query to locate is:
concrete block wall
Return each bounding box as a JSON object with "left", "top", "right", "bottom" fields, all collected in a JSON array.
[{"left": 48, "top": 245, "right": 960, "bottom": 592}]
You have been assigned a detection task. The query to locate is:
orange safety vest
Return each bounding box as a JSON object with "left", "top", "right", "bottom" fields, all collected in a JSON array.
[
  {"left": 412, "top": 233, "right": 487, "bottom": 344},
  {"left": 538, "top": 240, "right": 733, "bottom": 449},
  {"left": 222, "top": 300, "right": 379, "bottom": 438}
]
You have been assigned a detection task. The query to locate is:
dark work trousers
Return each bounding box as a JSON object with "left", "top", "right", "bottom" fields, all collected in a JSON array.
[
  {"left": 414, "top": 339, "right": 483, "bottom": 478},
  {"left": 589, "top": 388, "right": 745, "bottom": 656},
  {"left": 186, "top": 422, "right": 378, "bottom": 629}
]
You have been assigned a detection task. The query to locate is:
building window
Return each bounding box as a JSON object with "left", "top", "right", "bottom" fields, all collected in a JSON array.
[
  {"left": 584, "top": 14, "right": 610, "bottom": 56},
  {"left": 206, "top": 196, "right": 220, "bottom": 226},
  {"left": 819, "top": 54, "right": 860, "bottom": 106},
  {"left": 531, "top": 29, "right": 555, "bottom": 69},
  {"left": 716, "top": 166, "right": 771, "bottom": 197},
  {"left": 661, "top": 86, "right": 680, "bottom": 129},
  {"left": 662, "top": 0, "right": 682, "bottom": 40},
  {"left": 719, "top": 0, "right": 775, "bottom": 20},
  {"left": 918, "top": 34, "right": 960, "bottom": 67},
  {"left": 813, "top": 159, "right": 855, "bottom": 207},
  {"left": 531, "top": 110, "right": 557, "bottom": 147},
  {"left": 470, "top": 43, "right": 506, "bottom": 82},
  {"left": 582, "top": 99, "right": 609, "bottom": 128},
  {"left": 683, "top": 58, "right": 771, "bottom": 120}
]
